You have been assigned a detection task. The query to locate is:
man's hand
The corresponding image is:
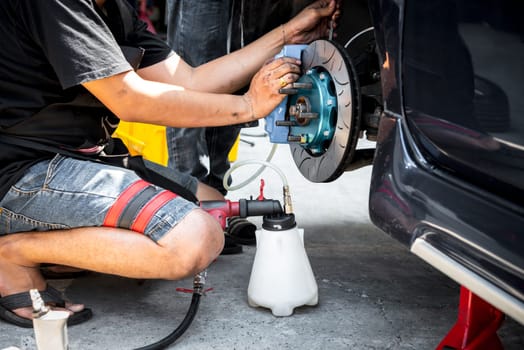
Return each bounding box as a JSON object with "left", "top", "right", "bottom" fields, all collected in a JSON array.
[
  {"left": 244, "top": 57, "right": 302, "bottom": 120},
  {"left": 283, "top": 0, "right": 341, "bottom": 45}
]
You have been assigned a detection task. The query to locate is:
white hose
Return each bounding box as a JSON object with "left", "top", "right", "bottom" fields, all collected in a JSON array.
[
  {"left": 344, "top": 27, "right": 374, "bottom": 48},
  {"left": 223, "top": 143, "right": 288, "bottom": 191}
]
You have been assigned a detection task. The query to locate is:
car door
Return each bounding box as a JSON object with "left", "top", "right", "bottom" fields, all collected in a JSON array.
[{"left": 367, "top": 0, "right": 524, "bottom": 325}]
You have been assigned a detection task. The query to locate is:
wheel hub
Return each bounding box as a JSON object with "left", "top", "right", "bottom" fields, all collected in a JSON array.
[{"left": 288, "top": 67, "right": 338, "bottom": 154}]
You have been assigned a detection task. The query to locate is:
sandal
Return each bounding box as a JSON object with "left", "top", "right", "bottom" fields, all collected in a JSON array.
[
  {"left": 0, "top": 285, "right": 92, "bottom": 328},
  {"left": 225, "top": 217, "right": 257, "bottom": 245}
]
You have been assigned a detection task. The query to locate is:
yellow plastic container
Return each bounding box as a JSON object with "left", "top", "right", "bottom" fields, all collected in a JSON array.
[
  {"left": 228, "top": 134, "right": 240, "bottom": 162},
  {"left": 113, "top": 122, "right": 240, "bottom": 166},
  {"left": 113, "top": 121, "right": 168, "bottom": 166}
]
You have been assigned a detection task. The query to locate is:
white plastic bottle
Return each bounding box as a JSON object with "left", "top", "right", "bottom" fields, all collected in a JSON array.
[{"left": 247, "top": 214, "right": 318, "bottom": 316}]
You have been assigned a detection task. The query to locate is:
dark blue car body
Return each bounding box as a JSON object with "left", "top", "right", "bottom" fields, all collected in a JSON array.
[{"left": 355, "top": 0, "right": 524, "bottom": 327}]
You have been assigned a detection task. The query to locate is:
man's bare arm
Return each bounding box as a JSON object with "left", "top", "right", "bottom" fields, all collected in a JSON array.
[
  {"left": 82, "top": 56, "right": 301, "bottom": 127},
  {"left": 82, "top": 70, "right": 252, "bottom": 128}
]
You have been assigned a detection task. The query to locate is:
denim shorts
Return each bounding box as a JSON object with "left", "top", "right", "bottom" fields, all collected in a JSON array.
[{"left": 0, "top": 155, "right": 198, "bottom": 242}]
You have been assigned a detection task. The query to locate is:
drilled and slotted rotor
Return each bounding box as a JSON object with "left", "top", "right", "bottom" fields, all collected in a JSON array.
[{"left": 287, "top": 39, "right": 361, "bottom": 183}]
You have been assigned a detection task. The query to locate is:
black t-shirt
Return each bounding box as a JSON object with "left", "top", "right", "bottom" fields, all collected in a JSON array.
[{"left": 0, "top": 0, "right": 173, "bottom": 199}]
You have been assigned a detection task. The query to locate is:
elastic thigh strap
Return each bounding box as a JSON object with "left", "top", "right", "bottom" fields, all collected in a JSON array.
[{"left": 103, "top": 180, "right": 178, "bottom": 234}]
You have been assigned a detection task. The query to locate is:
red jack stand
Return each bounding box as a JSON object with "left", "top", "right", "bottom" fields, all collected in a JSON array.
[{"left": 436, "top": 286, "right": 505, "bottom": 350}]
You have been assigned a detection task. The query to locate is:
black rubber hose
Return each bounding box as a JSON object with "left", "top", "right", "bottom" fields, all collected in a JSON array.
[{"left": 133, "top": 293, "right": 201, "bottom": 350}]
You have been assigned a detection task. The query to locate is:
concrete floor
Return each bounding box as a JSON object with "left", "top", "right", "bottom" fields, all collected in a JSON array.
[{"left": 1, "top": 127, "right": 523, "bottom": 350}]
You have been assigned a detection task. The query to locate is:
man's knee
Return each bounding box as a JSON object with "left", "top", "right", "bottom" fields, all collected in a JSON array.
[{"left": 159, "top": 209, "right": 224, "bottom": 279}]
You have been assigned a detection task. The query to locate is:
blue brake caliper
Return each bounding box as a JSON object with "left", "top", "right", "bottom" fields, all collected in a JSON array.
[{"left": 265, "top": 46, "right": 338, "bottom": 156}]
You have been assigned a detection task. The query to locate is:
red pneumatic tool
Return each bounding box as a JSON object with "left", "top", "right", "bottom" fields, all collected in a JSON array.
[{"left": 199, "top": 198, "right": 283, "bottom": 230}]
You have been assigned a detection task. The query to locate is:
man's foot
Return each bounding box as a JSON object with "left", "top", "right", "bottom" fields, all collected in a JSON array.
[
  {"left": 0, "top": 254, "right": 91, "bottom": 327},
  {"left": 0, "top": 285, "right": 92, "bottom": 328}
]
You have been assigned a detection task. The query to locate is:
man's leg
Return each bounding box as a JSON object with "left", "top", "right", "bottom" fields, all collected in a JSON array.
[
  {"left": 0, "top": 156, "right": 223, "bottom": 322},
  {"left": 165, "top": 0, "right": 232, "bottom": 183},
  {"left": 166, "top": 127, "right": 208, "bottom": 181},
  {"left": 1, "top": 210, "right": 223, "bottom": 280},
  {"left": 0, "top": 210, "right": 223, "bottom": 319},
  {"left": 166, "top": 0, "right": 231, "bottom": 68},
  {"left": 205, "top": 125, "right": 241, "bottom": 195}
]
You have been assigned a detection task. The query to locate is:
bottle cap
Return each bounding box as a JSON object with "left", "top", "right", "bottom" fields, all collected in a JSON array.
[{"left": 262, "top": 213, "right": 296, "bottom": 231}]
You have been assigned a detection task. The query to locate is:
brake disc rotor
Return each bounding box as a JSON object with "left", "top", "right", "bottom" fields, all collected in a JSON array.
[{"left": 288, "top": 39, "right": 361, "bottom": 183}]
